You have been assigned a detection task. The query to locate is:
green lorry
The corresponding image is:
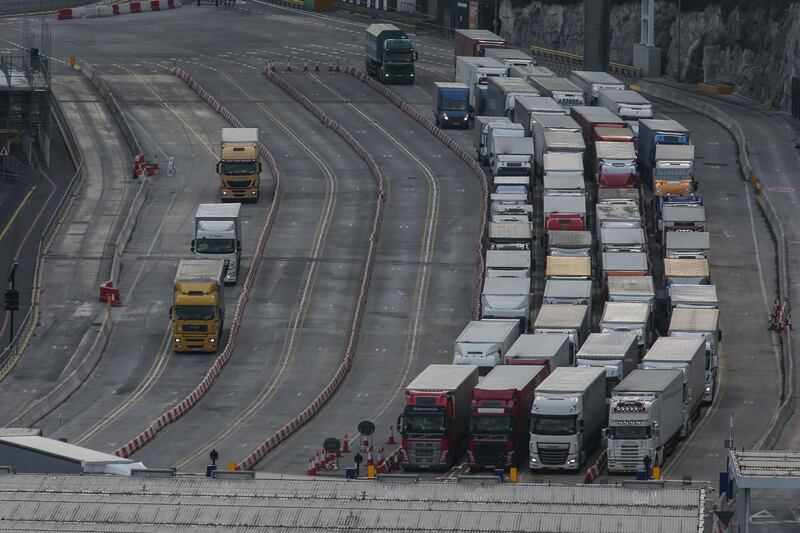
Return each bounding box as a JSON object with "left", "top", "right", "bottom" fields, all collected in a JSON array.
[{"left": 365, "top": 24, "right": 418, "bottom": 84}]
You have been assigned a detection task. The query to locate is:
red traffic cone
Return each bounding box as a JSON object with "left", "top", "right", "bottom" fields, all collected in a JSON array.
[
  {"left": 366, "top": 447, "right": 374, "bottom": 467},
  {"left": 378, "top": 447, "right": 384, "bottom": 463},
  {"left": 319, "top": 450, "right": 327, "bottom": 469},
  {"left": 286, "top": 60, "right": 292, "bottom": 72},
  {"left": 307, "top": 457, "right": 316, "bottom": 476},
  {"left": 269, "top": 60, "right": 276, "bottom": 73},
  {"left": 386, "top": 425, "right": 396, "bottom": 445},
  {"left": 303, "top": 59, "right": 308, "bottom": 72},
  {"left": 315, "top": 60, "right": 320, "bottom": 72},
  {"left": 342, "top": 433, "right": 349, "bottom": 454}
]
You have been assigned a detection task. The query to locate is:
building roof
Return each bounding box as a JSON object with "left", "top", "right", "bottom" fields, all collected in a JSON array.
[
  {"left": 730, "top": 450, "right": 800, "bottom": 489},
  {"left": 0, "top": 474, "right": 705, "bottom": 532},
  {"left": 0, "top": 435, "right": 129, "bottom": 464}
]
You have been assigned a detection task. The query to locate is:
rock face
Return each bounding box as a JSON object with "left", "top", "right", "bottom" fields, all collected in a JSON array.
[{"left": 498, "top": 0, "right": 800, "bottom": 108}]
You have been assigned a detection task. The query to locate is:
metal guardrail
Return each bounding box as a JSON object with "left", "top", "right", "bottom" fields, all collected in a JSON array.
[
  {"left": 530, "top": 46, "right": 642, "bottom": 81},
  {"left": 0, "top": 92, "right": 85, "bottom": 378}
]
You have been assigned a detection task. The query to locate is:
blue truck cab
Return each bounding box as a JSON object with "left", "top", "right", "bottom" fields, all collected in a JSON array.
[{"left": 433, "top": 82, "right": 470, "bottom": 129}]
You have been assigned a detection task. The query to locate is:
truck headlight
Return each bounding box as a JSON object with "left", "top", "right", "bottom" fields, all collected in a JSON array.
[
  {"left": 705, "top": 385, "right": 712, "bottom": 393},
  {"left": 210, "top": 338, "right": 215, "bottom": 343},
  {"left": 222, "top": 191, "right": 228, "bottom": 196},
  {"left": 566, "top": 458, "right": 577, "bottom": 465},
  {"left": 529, "top": 456, "right": 538, "bottom": 463},
  {"left": 175, "top": 338, "right": 180, "bottom": 343},
  {"left": 442, "top": 112, "right": 448, "bottom": 120}
]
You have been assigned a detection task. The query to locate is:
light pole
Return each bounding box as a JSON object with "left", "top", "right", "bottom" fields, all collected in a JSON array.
[{"left": 677, "top": 0, "right": 682, "bottom": 81}]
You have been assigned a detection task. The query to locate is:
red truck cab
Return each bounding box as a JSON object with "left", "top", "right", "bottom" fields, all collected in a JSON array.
[{"left": 467, "top": 365, "right": 547, "bottom": 469}]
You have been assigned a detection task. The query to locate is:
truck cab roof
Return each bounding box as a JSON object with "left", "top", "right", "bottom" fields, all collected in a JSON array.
[
  {"left": 614, "top": 368, "right": 683, "bottom": 393},
  {"left": 537, "top": 366, "right": 605, "bottom": 393},
  {"left": 477, "top": 365, "right": 546, "bottom": 391},
  {"left": 577, "top": 332, "right": 637, "bottom": 358}
]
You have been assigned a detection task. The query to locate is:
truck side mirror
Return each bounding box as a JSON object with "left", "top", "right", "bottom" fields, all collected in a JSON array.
[
  {"left": 216, "top": 161, "right": 221, "bottom": 174},
  {"left": 718, "top": 330, "right": 722, "bottom": 342},
  {"left": 414, "top": 51, "right": 419, "bottom": 62},
  {"left": 396, "top": 415, "right": 404, "bottom": 435},
  {"left": 190, "top": 239, "right": 196, "bottom": 253},
  {"left": 694, "top": 181, "right": 700, "bottom": 191},
  {"left": 601, "top": 428, "right": 608, "bottom": 439},
  {"left": 237, "top": 240, "right": 242, "bottom": 252},
  {"left": 258, "top": 162, "right": 263, "bottom": 173},
  {"left": 168, "top": 306, "right": 174, "bottom": 320}
]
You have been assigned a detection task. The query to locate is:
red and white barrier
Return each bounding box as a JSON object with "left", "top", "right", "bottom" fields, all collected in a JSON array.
[
  {"left": 344, "top": 66, "right": 489, "bottom": 319},
  {"left": 57, "top": 8, "right": 73, "bottom": 19},
  {"left": 114, "top": 67, "right": 284, "bottom": 459},
  {"left": 583, "top": 451, "right": 608, "bottom": 484},
  {"left": 59, "top": 0, "right": 181, "bottom": 20}
]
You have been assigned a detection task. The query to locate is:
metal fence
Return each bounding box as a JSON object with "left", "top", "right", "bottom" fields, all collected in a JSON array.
[
  {"left": 0, "top": 92, "right": 84, "bottom": 377},
  {"left": 530, "top": 46, "right": 642, "bottom": 81}
]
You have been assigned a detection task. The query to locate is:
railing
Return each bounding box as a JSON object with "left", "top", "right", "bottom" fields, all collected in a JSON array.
[{"left": 530, "top": 46, "right": 642, "bottom": 80}]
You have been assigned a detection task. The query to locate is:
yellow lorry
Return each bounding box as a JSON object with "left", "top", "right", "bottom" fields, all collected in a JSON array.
[
  {"left": 217, "top": 128, "right": 261, "bottom": 202},
  {"left": 171, "top": 259, "right": 226, "bottom": 353}
]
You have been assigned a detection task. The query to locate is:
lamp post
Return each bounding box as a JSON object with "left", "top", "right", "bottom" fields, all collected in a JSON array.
[{"left": 677, "top": 0, "right": 682, "bottom": 81}]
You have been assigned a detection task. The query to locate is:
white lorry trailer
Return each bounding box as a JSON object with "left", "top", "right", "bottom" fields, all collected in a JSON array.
[
  {"left": 607, "top": 369, "right": 684, "bottom": 472},
  {"left": 532, "top": 303, "right": 590, "bottom": 362},
  {"left": 529, "top": 366, "right": 606, "bottom": 470},
  {"left": 485, "top": 76, "right": 540, "bottom": 118},
  {"left": 489, "top": 221, "right": 533, "bottom": 251},
  {"left": 453, "top": 319, "right": 520, "bottom": 372},
  {"left": 455, "top": 56, "right": 507, "bottom": 112},
  {"left": 481, "top": 277, "right": 531, "bottom": 324},
  {"left": 527, "top": 76, "right": 586, "bottom": 107},
  {"left": 543, "top": 279, "right": 592, "bottom": 308},
  {"left": 474, "top": 116, "right": 511, "bottom": 163},
  {"left": 576, "top": 332, "right": 639, "bottom": 399},
  {"left": 532, "top": 114, "right": 581, "bottom": 162},
  {"left": 485, "top": 250, "right": 531, "bottom": 278},
  {"left": 669, "top": 307, "right": 721, "bottom": 404},
  {"left": 597, "top": 89, "right": 654, "bottom": 119},
  {"left": 607, "top": 276, "right": 656, "bottom": 309},
  {"left": 538, "top": 130, "right": 586, "bottom": 178},
  {"left": 665, "top": 231, "right": 711, "bottom": 260},
  {"left": 514, "top": 96, "right": 565, "bottom": 136},
  {"left": 484, "top": 47, "right": 536, "bottom": 70},
  {"left": 547, "top": 230, "right": 592, "bottom": 257},
  {"left": 504, "top": 333, "right": 571, "bottom": 372},
  {"left": 193, "top": 204, "right": 242, "bottom": 285},
  {"left": 639, "top": 336, "right": 706, "bottom": 436},
  {"left": 490, "top": 137, "right": 535, "bottom": 177},
  {"left": 484, "top": 122, "right": 526, "bottom": 166},
  {"left": 569, "top": 71, "right": 625, "bottom": 105},
  {"left": 599, "top": 301, "right": 652, "bottom": 357},
  {"left": 669, "top": 284, "right": 718, "bottom": 309}
]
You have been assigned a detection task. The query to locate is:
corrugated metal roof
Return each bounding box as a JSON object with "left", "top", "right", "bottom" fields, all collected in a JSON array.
[
  {"left": 0, "top": 474, "right": 704, "bottom": 532},
  {"left": 731, "top": 450, "right": 800, "bottom": 477}
]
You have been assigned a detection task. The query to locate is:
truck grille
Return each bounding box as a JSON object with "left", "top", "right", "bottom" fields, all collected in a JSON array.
[
  {"left": 408, "top": 442, "right": 440, "bottom": 466},
  {"left": 474, "top": 442, "right": 508, "bottom": 467},
  {"left": 182, "top": 324, "right": 208, "bottom": 333},
  {"left": 537, "top": 444, "right": 569, "bottom": 466},
  {"left": 227, "top": 180, "right": 251, "bottom": 190},
  {"left": 615, "top": 443, "right": 644, "bottom": 471}
]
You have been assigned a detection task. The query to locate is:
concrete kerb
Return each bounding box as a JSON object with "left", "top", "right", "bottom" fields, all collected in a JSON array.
[
  {"left": 113, "top": 66, "right": 284, "bottom": 459},
  {"left": 234, "top": 70, "right": 386, "bottom": 471},
  {"left": 638, "top": 80, "right": 794, "bottom": 450},
  {"left": 344, "top": 67, "right": 487, "bottom": 318}
]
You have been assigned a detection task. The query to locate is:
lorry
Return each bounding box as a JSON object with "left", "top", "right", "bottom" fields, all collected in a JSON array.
[
  {"left": 486, "top": 250, "right": 531, "bottom": 278},
  {"left": 600, "top": 227, "right": 647, "bottom": 253},
  {"left": 455, "top": 56, "right": 507, "bottom": 112},
  {"left": 664, "top": 258, "right": 710, "bottom": 288},
  {"left": 659, "top": 206, "right": 706, "bottom": 242},
  {"left": 597, "top": 187, "right": 640, "bottom": 206},
  {"left": 543, "top": 152, "right": 584, "bottom": 180},
  {"left": 531, "top": 114, "right": 581, "bottom": 163},
  {"left": 547, "top": 230, "right": 592, "bottom": 257},
  {"left": 597, "top": 89, "right": 654, "bottom": 120},
  {"left": 596, "top": 201, "right": 642, "bottom": 235},
  {"left": 486, "top": 77, "right": 539, "bottom": 118},
  {"left": 607, "top": 276, "right": 656, "bottom": 308},
  {"left": 398, "top": 364, "right": 479, "bottom": 470},
  {"left": 453, "top": 319, "right": 520, "bottom": 371},
  {"left": 172, "top": 259, "right": 226, "bottom": 353},
  {"left": 638, "top": 119, "right": 691, "bottom": 193},
  {"left": 481, "top": 277, "right": 531, "bottom": 324},
  {"left": 546, "top": 256, "right": 592, "bottom": 281},
  {"left": 433, "top": 82, "right": 470, "bottom": 128},
  {"left": 192, "top": 204, "right": 242, "bottom": 285},
  {"left": 484, "top": 122, "right": 525, "bottom": 166},
  {"left": 669, "top": 284, "right": 718, "bottom": 309},
  {"left": 669, "top": 307, "right": 721, "bottom": 404},
  {"left": 651, "top": 144, "right": 696, "bottom": 196},
  {"left": 543, "top": 279, "right": 592, "bottom": 309},
  {"left": 529, "top": 366, "right": 606, "bottom": 470},
  {"left": 576, "top": 332, "right": 639, "bottom": 398},
  {"left": 532, "top": 303, "right": 590, "bottom": 360},
  {"left": 218, "top": 128, "right": 261, "bottom": 202},
  {"left": 514, "top": 96, "right": 565, "bottom": 136},
  {"left": 467, "top": 365, "right": 547, "bottom": 469},
  {"left": 639, "top": 336, "right": 706, "bottom": 436},
  {"left": 504, "top": 333, "right": 571, "bottom": 371},
  {"left": 601, "top": 252, "right": 650, "bottom": 290},
  {"left": 594, "top": 141, "right": 638, "bottom": 189},
  {"left": 527, "top": 76, "right": 586, "bottom": 107},
  {"left": 365, "top": 24, "right": 417, "bottom": 84},
  {"left": 538, "top": 130, "right": 586, "bottom": 177},
  {"left": 543, "top": 195, "right": 586, "bottom": 231},
  {"left": 665, "top": 231, "right": 711, "bottom": 260},
  {"left": 569, "top": 70, "right": 625, "bottom": 105},
  {"left": 474, "top": 116, "right": 513, "bottom": 163},
  {"left": 491, "top": 203, "right": 533, "bottom": 223},
  {"left": 485, "top": 48, "right": 536, "bottom": 70},
  {"left": 493, "top": 175, "right": 532, "bottom": 197},
  {"left": 489, "top": 221, "right": 533, "bottom": 251},
  {"left": 543, "top": 174, "right": 586, "bottom": 198},
  {"left": 599, "top": 301, "right": 652, "bottom": 357},
  {"left": 454, "top": 29, "right": 506, "bottom": 62},
  {"left": 607, "top": 369, "right": 684, "bottom": 472},
  {"left": 569, "top": 105, "right": 627, "bottom": 145},
  {"left": 490, "top": 137, "right": 535, "bottom": 177},
  {"left": 509, "top": 64, "right": 556, "bottom": 82}
]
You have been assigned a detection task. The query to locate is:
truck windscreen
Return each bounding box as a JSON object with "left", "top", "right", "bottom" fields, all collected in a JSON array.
[
  {"left": 403, "top": 411, "right": 445, "bottom": 434},
  {"left": 175, "top": 306, "right": 215, "bottom": 321},
  {"left": 221, "top": 160, "right": 257, "bottom": 176},
  {"left": 385, "top": 51, "right": 414, "bottom": 63},
  {"left": 607, "top": 425, "right": 651, "bottom": 439},
  {"left": 443, "top": 99, "right": 468, "bottom": 111},
  {"left": 195, "top": 238, "right": 236, "bottom": 254},
  {"left": 471, "top": 415, "right": 512, "bottom": 434},
  {"left": 531, "top": 414, "right": 577, "bottom": 435}
]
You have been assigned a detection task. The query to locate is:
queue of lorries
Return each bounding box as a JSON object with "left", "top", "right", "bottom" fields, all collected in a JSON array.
[{"left": 398, "top": 30, "right": 721, "bottom": 476}]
